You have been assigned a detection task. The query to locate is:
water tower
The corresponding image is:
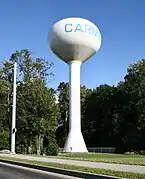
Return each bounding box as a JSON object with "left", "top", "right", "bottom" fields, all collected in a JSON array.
[{"left": 49, "top": 17, "right": 101, "bottom": 152}]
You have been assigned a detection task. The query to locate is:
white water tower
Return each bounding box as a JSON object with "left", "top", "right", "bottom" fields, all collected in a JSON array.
[{"left": 49, "top": 17, "right": 101, "bottom": 152}]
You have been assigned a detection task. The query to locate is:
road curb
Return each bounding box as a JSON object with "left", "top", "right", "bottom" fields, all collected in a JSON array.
[{"left": 0, "top": 158, "right": 123, "bottom": 179}]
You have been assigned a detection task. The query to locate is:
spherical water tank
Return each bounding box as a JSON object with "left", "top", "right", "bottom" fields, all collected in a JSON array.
[{"left": 49, "top": 17, "right": 101, "bottom": 63}]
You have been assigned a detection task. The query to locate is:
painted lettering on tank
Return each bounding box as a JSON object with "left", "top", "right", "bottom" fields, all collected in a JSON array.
[
  {"left": 91, "top": 26, "right": 101, "bottom": 41},
  {"left": 84, "top": 24, "right": 92, "bottom": 35},
  {"left": 64, "top": 23, "right": 101, "bottom": 40},
  {"left": 74, "top": 24, "right": 83, "bottom": 32},
  {"left": 65, "top": 24, "right": 73, "bottom": 32}
]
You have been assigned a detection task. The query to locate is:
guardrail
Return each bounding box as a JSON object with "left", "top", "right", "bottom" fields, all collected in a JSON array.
[{"left": 59, "top": 147, "right": 115, "bottom": 153}]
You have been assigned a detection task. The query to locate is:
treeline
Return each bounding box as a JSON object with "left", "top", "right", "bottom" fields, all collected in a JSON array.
[
  {"left": 56, "top": 60, "right": 145, "bottom": 154},
  {"left": 0, "top": 49, "right": 145, "bottom": 155}
]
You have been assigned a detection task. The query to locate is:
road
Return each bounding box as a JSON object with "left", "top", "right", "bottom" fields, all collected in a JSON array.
[{"left": 0, "top": 162, "right": 82, "bottom": 179}]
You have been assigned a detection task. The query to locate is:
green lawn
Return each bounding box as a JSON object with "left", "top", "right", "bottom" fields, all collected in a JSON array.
[
  {"left": 57, "top": 153, "right": 145, "bottom": 166},
  {"left": 0, "top": 156, "right": 145, "bottom": 179},
  {"left": 27, "top": 152, "right": 145, "bottom": 166}
]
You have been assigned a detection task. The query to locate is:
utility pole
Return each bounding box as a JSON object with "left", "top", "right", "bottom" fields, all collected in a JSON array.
[{"left": 11, "top": 62, "right": 17, "bottom": 154}]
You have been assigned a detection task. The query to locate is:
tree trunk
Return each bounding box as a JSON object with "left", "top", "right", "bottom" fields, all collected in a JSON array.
[
  {"left": 36, "top": 135, "right": 41, "bottom": 155},
  {"left": 40, "top": 137, "right": 43, "bottom": 155}
]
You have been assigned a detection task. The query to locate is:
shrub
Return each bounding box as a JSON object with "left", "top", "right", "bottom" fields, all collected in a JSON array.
[
  {"left": 135, "top": 150, "right": 145, "bottom": 155},
  {"left": 0, "top": 131, "right": 9, "bottom": 150},
  {"left": 44, "top": 137, "right": 58, "bottom": 156}
]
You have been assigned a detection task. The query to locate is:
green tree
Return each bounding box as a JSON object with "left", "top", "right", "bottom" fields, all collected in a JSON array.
[
  {"left": 0, "top": 131, "right": 9, "bottom": 150},
  {"left": 16, "top": 80, "right": 60, "bottom": 155},
  {"left": 56, "top": 82, "right": 69, "bottom": 147},
  {"left": 56, "top": 82, "right": 92, "bottom": 148},
  {"left": 82, "top": 84, "right": 118, "bottom": 147},
  {"left": 0, "top": 49, "right": 59, "bottom": 155},
  {"left": 115, "top": 59, "right": 145, "bottom": 152}
]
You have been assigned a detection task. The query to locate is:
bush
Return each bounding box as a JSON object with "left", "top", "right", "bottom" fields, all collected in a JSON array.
[
  {"left": 42, "top": 136, "right": 58, "bottom": 156},
  {"left": 0, "top": 131, "right": 9, "bottom": 150},
  {"left": 135, "top": 150, "right": 145, "bottom": 155},
  {"left": 46, "top": 138, "right": 58, "bottom": 156}
]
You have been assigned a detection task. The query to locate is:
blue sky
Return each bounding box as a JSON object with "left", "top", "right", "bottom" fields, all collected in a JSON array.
[{"left": 0, "top": 0, "right": 145, "bottom": 89}]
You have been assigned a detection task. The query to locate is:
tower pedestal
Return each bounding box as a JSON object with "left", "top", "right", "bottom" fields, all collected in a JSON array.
[
  {"left": 64, "top": 61, "right": 88, "bottom": 153},
  {"left": 64, "top": 130, "right": 88, "bottom": 152}
]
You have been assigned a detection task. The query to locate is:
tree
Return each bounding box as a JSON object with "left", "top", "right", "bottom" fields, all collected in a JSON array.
[
  {"left": 115, "top": 59, "right": 145, "bottom": 152},
  {"left": 56, "top": 82, "right": 69, "bottom": 147},
  {"left": 56, "top": 82, "right": 92, "bottom": 147},
  {"left": 0, "top": 131, "right": 9, "bottom": 150},
  {"left": 0, "top": 49, "right": 59, "bottom": 155},
  {"left": 16, "top": 79, "right": 60, "bottom": 155},
  {"left": 1, "top": 49, "right": 145, "bottom": 155},
  {"left": 55, "top": 59, "right": 145, "bottom": 153},
  {"left": 82, "top": 84, "right": 118, "bottom": 147}
]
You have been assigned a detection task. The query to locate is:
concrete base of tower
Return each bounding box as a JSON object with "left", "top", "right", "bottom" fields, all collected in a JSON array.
[{"left": 63, "top": 130, "right": 88, "bottom": 153}]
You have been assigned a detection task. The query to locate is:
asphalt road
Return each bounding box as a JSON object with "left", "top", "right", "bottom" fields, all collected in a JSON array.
[{"left": 0, "top": 162, "right": 82, "bottom": 179}]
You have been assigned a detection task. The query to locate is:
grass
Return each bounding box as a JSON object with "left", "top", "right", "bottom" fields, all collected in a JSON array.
[
  {"left": 0, "top": 156, "right": 145, "bottom": 179},
  {"left": 55, "top": 153, "right": 145, "bottom": 166},
  {"left": 27, "top": 152, "right": 145, "bottom": 166}
]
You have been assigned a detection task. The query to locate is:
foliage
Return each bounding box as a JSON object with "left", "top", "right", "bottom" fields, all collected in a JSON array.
[
  {"left": 56, "top": 82, "right": 69, "bottom": 147},
  {"left": 0, "top": 49, "right": 59, "bottom": 156},
  {"left": 56, "top": 82, "right": 91, "bottom": 147},
  {"left": 45, "top": 137, "right": 58, "bottom": 156},
  {"left": 1, "top": 48, "right": 145, "bottom": 156},
  {"left": 0, "top": 131, "right": 9, "bottom": 150},
  {"left": 56, "top": 59, "right": 145, "bottom": 153}
]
